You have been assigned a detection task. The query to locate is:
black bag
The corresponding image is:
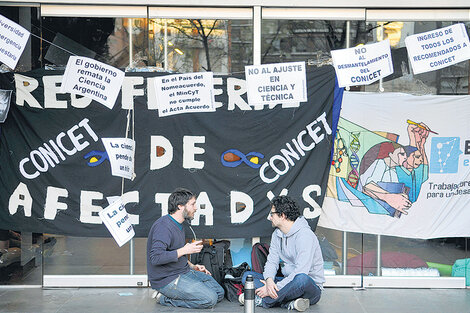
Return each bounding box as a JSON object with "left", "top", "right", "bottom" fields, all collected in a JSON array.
[
  {"left": 191, "top": 240, "right": 232, "bottom": 285},
  {"left": 223, "top": 279, "right": 244, "bottom": 302},
  {"left": 222, "top": 262, "right": 250, "bottom": 302}
]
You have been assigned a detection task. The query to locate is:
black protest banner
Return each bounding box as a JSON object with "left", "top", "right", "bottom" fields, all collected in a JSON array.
[{"left": 0, "top": 66, "right": 342, "bottom": 238}]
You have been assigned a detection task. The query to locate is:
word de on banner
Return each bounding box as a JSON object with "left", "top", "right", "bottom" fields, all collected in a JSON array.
[
  {"left": 154, "top": 72, "right": 215, "bottom": 117},
  {"left": 0, "top": 14, "right": 31, "bottom": 70},
  {"left": 99, "top": 198, "right": 135, "bottom": 247},
  {"left": 60, "top": 56, "right": 125, "bottom": 109},
  {"left": 405, "top": 23, "right": 470, "bottom": 75},
  {"left": 331, "top": 39, "right": 393, "bottom": 88},
  {"left": 102, "top": 138, "right": 136, "bottom": 180},
  {"left": 245, "top": 61, "right": 307, "bottom": 105}
]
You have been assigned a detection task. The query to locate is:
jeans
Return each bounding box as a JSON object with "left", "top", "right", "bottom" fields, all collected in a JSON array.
[
  {"left": 156, "top": 269, "right": 225, "bottom": 309},
  {"left": 242, "top": 271, "right": 321, "bottom": 309}
]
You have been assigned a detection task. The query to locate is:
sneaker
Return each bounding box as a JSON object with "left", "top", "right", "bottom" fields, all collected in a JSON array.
[
  {"left": 287, "top": 298, "right": 310, "bottom": 312},
  {"left": 238, "top": 294, "right": 263, "bottom": 307},
  {"left": 238, "top": 293, "right": 244, "bottom": 305},
  {"left": 151, "top": 290, "right": 162, "bottom": 302}
]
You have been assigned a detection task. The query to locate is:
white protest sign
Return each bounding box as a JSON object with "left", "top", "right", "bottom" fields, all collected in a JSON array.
[
  {"left": 331, "top": 40, "right": 393, "bottom": 88},
  {"left": 405, "top": 23, "right": 470, "bottom": 75},
  {"left": 154, "top": 72, "right": 215, "bottom": 117},
  {"left": 60, "top": 56, "right": 125, "bottom": 109},
  {"left": 0, "top": 14, "right": 31, "bottom": 69},
  {"left": 101, "top": 138, "right": 135, "bottom": 180},
  {"left": 99, "top": 198, "right": 135, "bottom": 247},
  {"left": 245, "top": 62, "right": 307, "bottom": 105}
]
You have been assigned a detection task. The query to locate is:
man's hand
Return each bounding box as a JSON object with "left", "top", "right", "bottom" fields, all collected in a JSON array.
[
  {"left": 383, "top": 193, "right": 412, "bottom": 214},
  {"left": 177, "top": 240, "right": 203, "bottom": 257},
  {"left": 193, "top": 264, "right": 211, "bottom": 275},
  {"left": 255, "top": 278, "right": 278, "bottom": 299}
]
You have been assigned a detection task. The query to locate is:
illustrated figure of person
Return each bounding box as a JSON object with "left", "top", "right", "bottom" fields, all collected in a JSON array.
[
  {"left": 146, "top": 188, "right": 224, "bottom": 309},
  {"left": 359, "top": 142, "right": 412, "bottom": 216},
  {"left": 396, "top": 122, "right": 430, "bottom": 202},
  {"left": 239, "top": 196, "right": 324, "bottom": 312}
]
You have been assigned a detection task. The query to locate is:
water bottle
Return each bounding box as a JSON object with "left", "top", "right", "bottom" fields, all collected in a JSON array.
[{"left": 244, "top": 275, "right": 255, "bottom": 313}]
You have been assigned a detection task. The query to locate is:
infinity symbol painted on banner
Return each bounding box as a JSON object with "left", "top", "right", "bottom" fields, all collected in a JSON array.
[
  {"left": 221, "top": 149, "right": 264, "bottom": 168},
  {"left": 84, "top": 150, "right": 109, "bottom": 167}
]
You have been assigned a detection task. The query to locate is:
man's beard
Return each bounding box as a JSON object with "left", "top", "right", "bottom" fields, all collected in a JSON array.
[{"left": 183, "top": 208, "right": 194, "bottom": 221}]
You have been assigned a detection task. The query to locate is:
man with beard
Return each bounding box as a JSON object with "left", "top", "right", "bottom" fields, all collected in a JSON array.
[
  {"left": 146, "top": 188, "right": 224, "bottom": 309},
  {"left": 240, "top": 196, "right": 324, "bottom": 312}
]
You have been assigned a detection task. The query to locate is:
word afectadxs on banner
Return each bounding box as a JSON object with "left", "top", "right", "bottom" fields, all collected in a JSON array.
[
  {"left": 99, "top": 198, "right": 135, "bottom": 247},
  {"left": 0, "top": 14, "right": 31, "bottom": 70},
  {"left": 0, "top": 66, "right": 340, "bottom": 238},
  {"left": 320, "top": 92, "right": 470, "bottom": 239},
  {"left": 154, "top": 72, "right": 215, "bottom": 117},
  {"left": 245, "top": 62, "right": 307, "bottom": 106},
  {"left": 331, "top": 39, "right": 393, "bottom": 88},
  {"left": 405, "top": 23, "right": 470, "bottom": 75},
  {"left": 102, "top": 138, "right": 136, "bottom": 180},
  {"left": 60, "top": 56, "right": 125, "bottom": 109}
]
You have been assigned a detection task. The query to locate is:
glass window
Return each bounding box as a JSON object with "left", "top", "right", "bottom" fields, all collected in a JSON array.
[
  {"left": 149, "top": 18, "right": 252, "bottom": 73},
  {"left": 0, "top": 6, "right": 41, "bottom": 71},
  {"left": 365, "top": 21, "right": 470, "bottom": 95},
  {"left": 261, "top": 20, "right": 370, "bottom": 65},
  {"left": 44, "top": 236, "right": 147, "bottom": 275},
  {"left": 40, "top": 17, "right": 145, "bottom": 69}
]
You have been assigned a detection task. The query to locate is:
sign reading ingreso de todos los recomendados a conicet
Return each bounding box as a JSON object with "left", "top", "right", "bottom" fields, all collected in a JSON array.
[{"left": 405, "top": 23, "right": 470, "bottom": 74}]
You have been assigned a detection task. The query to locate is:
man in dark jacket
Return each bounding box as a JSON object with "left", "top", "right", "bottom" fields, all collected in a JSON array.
[{"left": 147, "top": 188, "right": 224, "bottom": 309}]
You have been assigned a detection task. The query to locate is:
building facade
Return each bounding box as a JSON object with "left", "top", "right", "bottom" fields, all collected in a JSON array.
[{"left": 0, "top": 1, "right": 469, "bottom": 288}]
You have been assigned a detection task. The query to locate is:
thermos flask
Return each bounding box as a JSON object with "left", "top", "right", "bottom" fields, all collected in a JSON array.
[{"left": 244, "top": 274, "right": 255, "bottom": 313}]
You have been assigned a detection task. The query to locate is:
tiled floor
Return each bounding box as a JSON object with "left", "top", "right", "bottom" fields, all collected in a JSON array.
[{"left": 0, "top": 286, "right": 469, "bottom": 313}]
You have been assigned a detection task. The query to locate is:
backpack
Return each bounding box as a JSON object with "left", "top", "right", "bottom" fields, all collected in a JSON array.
[
  {"left": 251, "top": 242, "right": 270, "bottom": 273},
  {"left": 251, "top": 242, "right": 283, "bottom": 276},
  {"left": 191, "top": 240, "right": 232, "bottom": 285}
]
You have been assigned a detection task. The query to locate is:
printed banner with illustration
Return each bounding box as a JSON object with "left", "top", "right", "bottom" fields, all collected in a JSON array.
[
  {"left": 0, "top": 66, "right": 341, "bottom": 238},
  {"left": 319, "top": 92, "right": 470, "bottom": 239}
]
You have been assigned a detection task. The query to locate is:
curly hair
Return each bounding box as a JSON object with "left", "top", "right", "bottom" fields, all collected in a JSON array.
[
  {"left": 168, "top": 188, "right": 195, "bottom": 214},
  {"left": 271, "top": 196, "right": 301, "bottom": 222}
]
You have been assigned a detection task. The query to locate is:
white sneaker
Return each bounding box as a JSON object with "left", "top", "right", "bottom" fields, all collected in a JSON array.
[
  {"left": 287, "top": 298, "right": 310, "bottom": 311},
  {"left": 151, "top": 290, "right": 162, "bottom": 302},
  {"left": 238, "top": 293, "right": 263, "bottom": 307},
  {"left": 238, "top": 293, "right": 244, "bottom": 305}
]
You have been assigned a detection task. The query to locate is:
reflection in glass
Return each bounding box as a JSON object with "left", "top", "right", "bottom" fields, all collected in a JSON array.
[
  {"left": 149, "top": 19, "right": 252, "bottom": 73},
  {"left": 366, "top": 21, "right": 470, "bottom": 95},
  {"left": 41, "top": 17, "right": 147, "bottom": 69},
  {"left": 43, "top": 236, "right": 147, "bottom": 275},
  {"left": 261, "top": 20, "right": 370, "bottom": 65}
]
